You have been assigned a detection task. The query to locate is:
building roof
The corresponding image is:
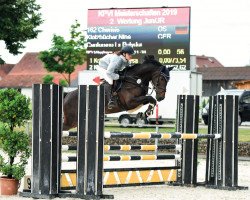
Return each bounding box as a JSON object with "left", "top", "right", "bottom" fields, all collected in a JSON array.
[
  {"left": 196, "top": 55, "right": 224, "bottom": 68},
  {"left": 234, "top": 80, "right": 250, "bottom": 89},
  {"left": 0, "top": 52, "right": 87, "bottom": 88},
  {"left": 0, "top": 64, "right": 15, "bottom": 79},
  {"left": 197, "top": 67, "right": 250, "bottom": 80}
]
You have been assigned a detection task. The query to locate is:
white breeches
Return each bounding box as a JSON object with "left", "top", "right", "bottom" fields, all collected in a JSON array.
[{"left": 96, "top": 66, "right": 113, "bottom": 85}]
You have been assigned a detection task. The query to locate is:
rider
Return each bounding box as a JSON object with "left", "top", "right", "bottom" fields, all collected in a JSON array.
[{"left": 96, "top": 45, "right": 135, "bottom": 109}]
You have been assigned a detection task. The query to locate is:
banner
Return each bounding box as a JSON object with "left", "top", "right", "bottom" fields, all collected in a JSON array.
[{"left": 87, "top": 7, "right": 190, "bottom": 70}]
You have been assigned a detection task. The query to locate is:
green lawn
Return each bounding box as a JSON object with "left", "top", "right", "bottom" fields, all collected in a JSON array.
[
  {"left": 238, "top": 129, "right": 250, "bottom": 142},
  {"left": 104, "top": 126, "right": 250, "bottom": 142}
]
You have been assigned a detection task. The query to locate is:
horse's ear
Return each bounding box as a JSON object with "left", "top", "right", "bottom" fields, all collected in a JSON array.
[
  {"left": 148, "top": 55, "right": 155, "bottom": 60},
  {"left": 143, "top": 55, "right": 149, "bottom": 61},
  {"left": 144, "top": 55, "right": 155, "bottom": 61},
  {"left": 167, "top": 66, "right": 174, "bottom": 71}
]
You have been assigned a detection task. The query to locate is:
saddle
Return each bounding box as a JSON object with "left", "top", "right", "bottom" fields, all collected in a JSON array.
[{"left": 101, "top": 79, "right": 122, "bottom": 94}]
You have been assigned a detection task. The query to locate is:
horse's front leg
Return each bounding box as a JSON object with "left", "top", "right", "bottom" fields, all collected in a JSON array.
[
  {"left": 145, "top": 102, "right": 155, "bottom": 117},
  {"left": 130, "top": 96, "right": 157, "bottom": 117}
]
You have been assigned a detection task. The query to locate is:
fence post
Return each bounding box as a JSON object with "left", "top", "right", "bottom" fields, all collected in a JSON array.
[
  {"left": 75, "top": 85, "right": 112, "bottom": 199},
  {"left": 176, "top": 95, "right": 199, "bottom": 185},
  {"left": 205, "top": 95, "right": 247, "bottom": 190},
  {"left": 20, "top": 84, "right": 63, "bottom": 198}
]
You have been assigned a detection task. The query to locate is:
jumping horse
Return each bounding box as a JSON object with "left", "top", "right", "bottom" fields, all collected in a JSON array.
[{"left": 63, "top": 55, "right": 173, "bottom": 130}]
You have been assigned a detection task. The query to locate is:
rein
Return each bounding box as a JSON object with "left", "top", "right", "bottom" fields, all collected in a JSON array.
[
  {"left": 121, "top": 76, "right": 148, "bottom": 91},
  {"left": 121, "top": 68, "right": 168, "bottom": 95}
]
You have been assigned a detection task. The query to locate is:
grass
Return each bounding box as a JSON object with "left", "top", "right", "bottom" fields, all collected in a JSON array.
[
  {"left": 104, "top": 126, "right": 250, "bottom": 142},
  {"left": 105, "top": 126, "right": 175, "bottom": 133},
  {"left": 239, "top": 129, "right": 250, "bottom": 142}
]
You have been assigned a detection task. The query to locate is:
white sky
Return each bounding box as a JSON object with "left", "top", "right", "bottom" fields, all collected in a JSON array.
[{"left": 1, "top": 0, "right": 250, "bottom": 66}]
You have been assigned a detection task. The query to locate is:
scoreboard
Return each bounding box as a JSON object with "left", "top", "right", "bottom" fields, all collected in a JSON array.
[{"left": 87, "top": 7, "right": 190, "bottom": 70}]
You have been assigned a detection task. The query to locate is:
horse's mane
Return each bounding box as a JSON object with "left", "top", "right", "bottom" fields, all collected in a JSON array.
[
  {"left": 121, "top": 55, "right": 162, "bottom": 75},
  {"left": 128, "top": 63, "right": 141, "bottom": 70},
  {"left": 142, "top": 55, "right": 162, "bottom": 66}
]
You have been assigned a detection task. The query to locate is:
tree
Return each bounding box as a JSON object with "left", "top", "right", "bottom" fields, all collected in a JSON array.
[
  {"left": 0, "top": 88, "right": 31, "bottom": 181},
  {"left": 0, "top": 88, "right": 32, "bottom": 131},
  {"left": 42, "top": 74, "right": 68, "bottom": 87},
  {"left": 0, "top": 126, "right": 31, "bottom": 180},
  {"left": 39, "top": 20, "right": 87, "bottom": 85},
  {"left": 42, "top": 74, "right": 54, "bottom": 84},
  {"left": 0, "top": 0, "right": 43, "bottom": 64}
]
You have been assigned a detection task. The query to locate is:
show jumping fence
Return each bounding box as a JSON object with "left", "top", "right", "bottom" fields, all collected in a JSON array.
[{"left": 21, "top": 84, "right": 247, "bottom": 200}]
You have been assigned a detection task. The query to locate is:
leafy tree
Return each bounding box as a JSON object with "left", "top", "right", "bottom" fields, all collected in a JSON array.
[
  {"left": 43, "top": 74, "right": 54, "bottom": 84},
  {"left": 0, "top": 88, "right": 32, "bottom": 131},
  {"left": 0, "top": 126, "right": 31, "bottom": 180},
  {"left": 0, "top": 88, "right": 32, "bottom": 180},
  {"left": 0, "top": 0, "right": 43, "bottom": 64},
  {"left": 39, "top": 20, "right": 87, "bottom": 85},
  {"left": 59, "top": 79, "right": 69, "bottom": 87},
  {"left": 43, "top": 74, "right": 69, "bottom": 87}
]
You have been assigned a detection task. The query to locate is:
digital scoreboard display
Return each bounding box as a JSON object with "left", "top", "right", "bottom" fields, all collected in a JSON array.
[{"left": 87, "top": 7, "right": 190, "bottom": 70}]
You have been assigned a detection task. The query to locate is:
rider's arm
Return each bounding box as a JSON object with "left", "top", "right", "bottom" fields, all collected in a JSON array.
[{"left": 106, "top": 56, "right": 122, "bottom": 80}]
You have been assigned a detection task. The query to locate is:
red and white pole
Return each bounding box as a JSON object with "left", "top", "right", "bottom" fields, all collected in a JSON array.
[{"left": 155, "top": 104, "right": 159, "bottom": 155}]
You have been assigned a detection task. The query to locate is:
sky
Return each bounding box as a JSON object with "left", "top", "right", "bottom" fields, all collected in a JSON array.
[{"left": 1, "top": 0, "right": 250, "bottom": 67}]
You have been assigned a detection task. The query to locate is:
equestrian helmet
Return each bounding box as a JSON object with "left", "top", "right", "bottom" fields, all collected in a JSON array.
[{"left": 121, "top": 45, "right": 135, "bottom": 55}]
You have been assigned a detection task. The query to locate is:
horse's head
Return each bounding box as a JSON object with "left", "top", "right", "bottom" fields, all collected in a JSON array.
[
  {"left": 152, "top": 66, "right": 173, "bottom": 101},
  {"left": 143, "top": 55, "right": 173, "bottom": 101}
]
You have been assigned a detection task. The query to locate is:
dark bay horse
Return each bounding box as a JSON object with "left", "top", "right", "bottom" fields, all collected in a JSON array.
[{"left": 63, "top": 55, "right": 173, "bottom": 130}]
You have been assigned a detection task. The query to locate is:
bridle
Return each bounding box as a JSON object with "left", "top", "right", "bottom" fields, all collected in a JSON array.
[{"left": 151, "top": 67, "right": 169, "bottom": 93}]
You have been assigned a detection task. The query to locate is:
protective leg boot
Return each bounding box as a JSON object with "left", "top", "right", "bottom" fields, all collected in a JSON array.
[
  {"left": 108, "top": 86, "right": 116, "bottom": 109},
  {"left": 108, "top": 95, "right": 116, "bottom": 109}
]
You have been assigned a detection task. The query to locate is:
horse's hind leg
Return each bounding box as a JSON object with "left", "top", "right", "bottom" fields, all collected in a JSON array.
[{"left": 63, "top": 90, "right": 78, "bottom": 130}]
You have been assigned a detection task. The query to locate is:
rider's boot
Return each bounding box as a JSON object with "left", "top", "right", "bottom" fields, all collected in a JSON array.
[{"left": 108, "top": 87, "right": 116, "bottom": 109}]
